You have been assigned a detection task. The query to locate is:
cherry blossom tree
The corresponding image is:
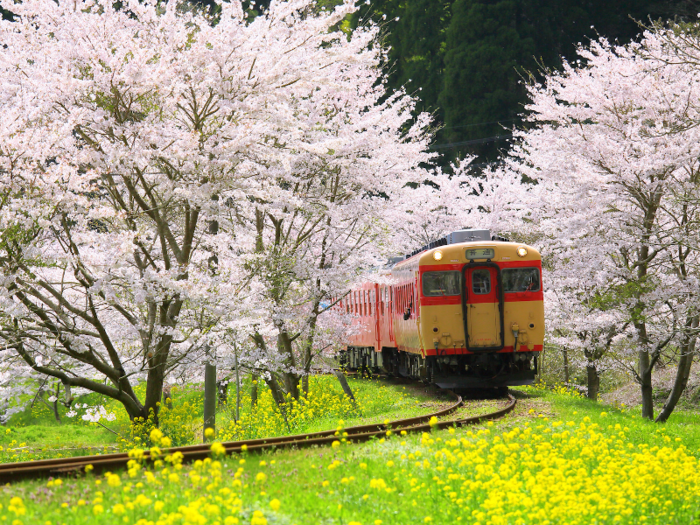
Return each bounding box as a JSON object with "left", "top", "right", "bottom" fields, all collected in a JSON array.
[
  {"left": 498, "top": 30, "right": 700, "bottom": 420},
  {"left": 239, "top": 22, "right": 435, "bottom": 402},
  {"left": 0, "top": 0, "right": 434, "bottom": 421}
]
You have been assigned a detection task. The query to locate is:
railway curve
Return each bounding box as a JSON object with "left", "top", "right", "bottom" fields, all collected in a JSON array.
[{"left": 0, "top": 390, "right": 515, "bottom": 484}]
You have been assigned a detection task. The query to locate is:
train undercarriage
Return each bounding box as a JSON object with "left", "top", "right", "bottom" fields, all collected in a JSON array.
[{"left": 340, "top": 346, "right": 537, "bottom": 389}]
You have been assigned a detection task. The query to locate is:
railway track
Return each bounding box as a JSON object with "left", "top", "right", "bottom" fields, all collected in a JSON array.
[{"left": 0, "top": 391, "right": 516, "bottom": 484}]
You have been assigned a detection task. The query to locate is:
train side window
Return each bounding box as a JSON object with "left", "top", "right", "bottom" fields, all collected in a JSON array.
[
  {"left": 472, "top": 269, "right": 491, "bottom": 294},
  {"left": 502, "top": 268, "right": 541, "bottom": 292},
  {"left": 422, "top": 271, "right": 461, "bottom": 296}
]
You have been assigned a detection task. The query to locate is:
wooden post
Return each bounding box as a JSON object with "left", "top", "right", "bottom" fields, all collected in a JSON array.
[
  {"left": 203, "top": 361, "right": 216, "bottom": 442},
  {"left": 333, "top": 370, "right": 360, "bottom": 414},
  {"left": 234, "top": 346, "right": 241, "bottom": 422}
]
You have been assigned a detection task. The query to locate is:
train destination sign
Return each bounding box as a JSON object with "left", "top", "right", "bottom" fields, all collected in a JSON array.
[{"left": 465, "top": 248, "right": 495, "bottom": 260}]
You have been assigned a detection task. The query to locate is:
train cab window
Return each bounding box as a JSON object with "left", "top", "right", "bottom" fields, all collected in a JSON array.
[
  {"left": 502, "top": 267, "right": 541, "bottom": 292},
  {"left": 472, "top": 269, "right": 491, "bottom": 295},
  {"left": 422, "top": 271, "right": 461, "bottom": 297}
]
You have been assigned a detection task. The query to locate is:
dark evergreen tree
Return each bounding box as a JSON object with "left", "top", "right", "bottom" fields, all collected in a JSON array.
[
  {"left": 397, "top": 0, "right": 453, "bottom": 117},
  {"left": 359, "top": 0, "right": 692, "bottom": 164},
  {"left": 439, "top": 0, "right": 558, "bottom": 162}
]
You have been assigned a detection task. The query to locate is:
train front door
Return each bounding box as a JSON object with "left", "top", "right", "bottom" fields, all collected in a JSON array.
[{"left": 465, "top": 266, "right": 502, "bottom": 349}]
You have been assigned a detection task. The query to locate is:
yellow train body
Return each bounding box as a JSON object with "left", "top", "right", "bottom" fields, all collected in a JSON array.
[{"left": 342, "top": 230, "right": 544, "bottom": 389}]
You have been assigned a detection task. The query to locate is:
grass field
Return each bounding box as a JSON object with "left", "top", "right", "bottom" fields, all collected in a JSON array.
[
  {"left": 0, "top": 376, "right": 441, "bottom": 463},
  {"left": 2, "top": 383, "right": 700, "bottom": 524}
]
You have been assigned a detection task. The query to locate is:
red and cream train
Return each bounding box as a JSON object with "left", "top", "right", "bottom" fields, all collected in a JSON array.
[{"left": 338, "top": 229, "right": 544, "bottom": 389}]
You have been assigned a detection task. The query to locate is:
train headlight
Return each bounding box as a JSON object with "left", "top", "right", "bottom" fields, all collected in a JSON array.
[
  {"left": 433, "top": 250, "right": 443, "bottom": 261},
  {"left": 517, "top": 247, "right": 528, "bottom": 258}
]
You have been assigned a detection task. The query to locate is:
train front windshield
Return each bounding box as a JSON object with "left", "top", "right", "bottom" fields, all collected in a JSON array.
[
  {"left": 422, "top": 271, "right": 461, "bottom": 296},
  {"left": 502, "top": 268, "right": 541, "bottom": 292}
]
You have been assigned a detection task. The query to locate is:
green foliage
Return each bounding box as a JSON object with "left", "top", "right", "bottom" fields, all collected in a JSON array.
[
  {"left": 0, "top": 424, "right": 116, "bottom": 463},
  {"left": 440, "top": 0, "right": 549, "bottom": 161},
  {"left": 217, "top": 376, "right": 431, "bottom": 441},
  {"left": 362, "top": 0, "right": 689, "bottom": 165},
  {"left": 0, "top": 376, "right": 434, "bottom": 462}
]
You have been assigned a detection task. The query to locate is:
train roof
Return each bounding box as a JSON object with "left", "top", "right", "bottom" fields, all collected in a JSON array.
[{"left": 391, "top": 229, "right": 541, "bottom": 269}]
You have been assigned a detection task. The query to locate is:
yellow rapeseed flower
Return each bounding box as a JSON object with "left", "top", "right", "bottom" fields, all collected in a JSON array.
[
  {"left": 211, "top": 442, "right": 226, "bottom": 457},
  {"left": 107, "top": 473, "right": 121, "bottom": 487},
  {"left": 150, "top": 428, "right": 163, "bottom": 444},
  {"left": 270, "top": 499, "right": 281, "bottom": 511}
]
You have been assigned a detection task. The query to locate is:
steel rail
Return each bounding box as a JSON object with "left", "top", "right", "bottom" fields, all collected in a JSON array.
[{"left": 0, "top": 392, "right": 515, "bottom": 484}]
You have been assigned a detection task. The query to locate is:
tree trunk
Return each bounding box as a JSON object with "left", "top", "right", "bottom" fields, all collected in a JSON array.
[
  {"left": 656, "top": 316, "right": 698, "bottom": 423},
  {"left": 162, "top": 384, "right": 172, "bottom": 407},
  {"left": 655, "top": 351, "right": 693, "bottom": 422},
  {"left": 235, "top": 356, "right": 241, "bottom": 422},
  {"left": 52, "top": 383, "right": 61, "bottom": 422},
  {"left": 203, "top": 362, "right": 216, "bottom": 441},
  {"left": 586, "top": 362, "right": 600, "bottom": 401},
  {"left": 639, "top": 349, "right": 654, "bottom": 420},
  {"left": 217, "top": 378, "right": 228, "bottom": 407},
  {"left": 563, "top": 349, "right": 570, "bottom": 384},
  {"left": 251, "top": 373, "right": 258, "bottom": 407},
  {"left": 302, "top": 307, "right": 319, "bottom": 397},
  {"left": 265, "top": 374, "right": 286, "bottom": 406},
  {"left": 143, "top": 308, "right": 180, "bottom": 425},
  {"left": 333, "top": 370, "right": 359, "bottom": 412},
  {"left": 265, "top": 375, "right": 291, "bottom": 431},
  {"left": 144, "top": 364, "right": 166, "bottom": 425},
  {"left": 277, "top": 330, "right": 300, "bottom": 400}
]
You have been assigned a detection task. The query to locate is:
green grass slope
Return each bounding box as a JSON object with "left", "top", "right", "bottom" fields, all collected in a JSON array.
[{"left": 2, "top": 385, "right": 700, "bottom": 524}]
